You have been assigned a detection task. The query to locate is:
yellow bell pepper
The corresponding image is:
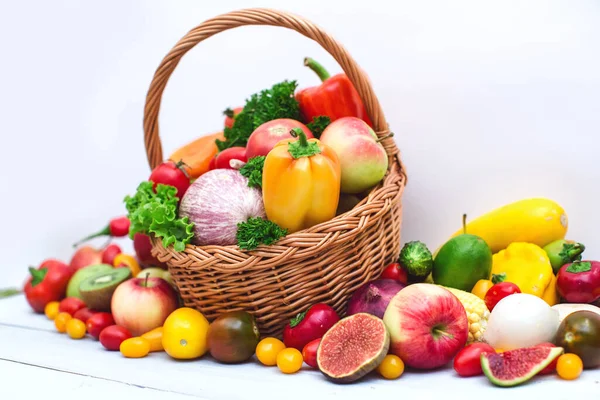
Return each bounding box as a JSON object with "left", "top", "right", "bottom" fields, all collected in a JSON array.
[
  {"left": 491, "top": 242, "right": 554, "bottom": 299},
  {"left": 541, "top": 273, "right": 559, "bottom": 306},
  {"left": 262, "top": 128, "right": 341, "bottom": 233}
]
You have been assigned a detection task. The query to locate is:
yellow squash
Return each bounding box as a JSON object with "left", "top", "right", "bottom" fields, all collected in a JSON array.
[
  {"left": 491, "top": 242, "right": 554, "bottom": 299},
  {"left": 446, "top": 198, "right": 568, "bottom": 253},
  {"left": 262, "top": 129, "right": 341, "bottom": 234}
]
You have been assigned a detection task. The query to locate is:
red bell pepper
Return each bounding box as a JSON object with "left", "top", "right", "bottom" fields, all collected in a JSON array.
[
  {"left": 282, "top": 303, "right": 340, "bottom": 351},
  {"left": 24, "top": 259, "right": 75, "bottom": 313},
  {"left": 557, "top": 260, "right": 600, "bottom": 303},
  {"left": 296, "top": 57, "right": 373, "bottom": 128}
]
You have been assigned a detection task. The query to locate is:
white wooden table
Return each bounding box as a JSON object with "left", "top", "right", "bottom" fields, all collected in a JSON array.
[{"left": 1, "top": 295, "right": 598, "bottom": 400}]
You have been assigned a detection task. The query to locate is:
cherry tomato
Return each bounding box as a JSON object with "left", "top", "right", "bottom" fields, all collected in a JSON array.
[
  {"left": 377, "top": 354, "right": 405, "bottom": 379},
  {"left": 99, "top": 325, "right": 132, "bottom": 351},
  {"left": 44, "top": 301, "right": 60, "bottom": 320},
  {"left": 73, "top": 307, "right": 97, "bottom": 323},
  {"left": 148, "top": 160, "right": 191, "bottom": 200},
  {"left": 212, "top": 147, "right": 248, "bottom": 170},
  {"left": 66, "top": 318, "right": 87, "bottom": 339},
  {"left": 537, "top": 342, "right": 559, "bottom": 374},
  {"left": 58, "top": 297, "right": 86, "bottom": 316},
  {"left": 380, "top": 263, "right": 409, "bottom": 285},
  {"left": 101, "top": 243, "right": 122, "bottom": 265},
  {"left": 54, "top": 312, "right": 72, "bottom": 333},
  {"left": 302, "top": 338, "right": 320, "bottom": 368},
  {"left": 256, "top": 337, "right": 286, "bottom": 366},
  {"left": 277, "top": 348, "right": 303, "bottom": 374},
  {"left": 141, "top": 327, "right": 164, "bottom": 352},
  {"left": 557, "top": 354, "right": 583, "bottom": 380},
  {"left": 224, "top": 106, "right": 243, "bottom": 129},
  {"left": 120, "top": 337, "right": 151, "bottom": 358},
  {"left": 484, "top": 282, "right": 521, "bottom": 311},
  {"left": 453, "top": 342, "right": 496, "bottom": 377},
  {"left": 86, "top": 312, "right": 115, "bottom": 340}
]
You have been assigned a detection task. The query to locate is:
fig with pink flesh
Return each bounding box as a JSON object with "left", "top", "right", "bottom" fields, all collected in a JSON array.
[
  {"left": 346, "top": 279, "right": 405, "bottom": 319},
  {"left": 316, "top": 313, "right": 389, "bottom": 383}
]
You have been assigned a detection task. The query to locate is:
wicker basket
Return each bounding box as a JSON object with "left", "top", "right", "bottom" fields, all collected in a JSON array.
[{"left": 142, "top": 8, "right": 407, "bottom": 338}]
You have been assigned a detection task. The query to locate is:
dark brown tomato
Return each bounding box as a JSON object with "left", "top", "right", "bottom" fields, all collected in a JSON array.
[
  {"left": 207, "top": 311, "right": 260, "bottom": 364},
  {"left": 554, "top": 310, "right": 600, "bottom": 369}
]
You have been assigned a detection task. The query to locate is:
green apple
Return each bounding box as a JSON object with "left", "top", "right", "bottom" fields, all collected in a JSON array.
[{"left": 66, "top": 264, "right": 113, "bottom": 299}]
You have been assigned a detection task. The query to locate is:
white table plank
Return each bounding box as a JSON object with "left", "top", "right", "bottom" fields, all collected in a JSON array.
[{"left": 1, "top": 295, "right": 599, "bottom": 400}]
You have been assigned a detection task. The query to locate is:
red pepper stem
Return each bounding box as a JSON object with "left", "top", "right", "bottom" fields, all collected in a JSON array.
[
  {"left": 304, "top": 57, "right": 331, "bottom": 82},
  {"left": 289, "top": 310, "right": 307, "bottom": 328},
  {"left": 72, "top": 226, "right": 111, "bottom": 248}
]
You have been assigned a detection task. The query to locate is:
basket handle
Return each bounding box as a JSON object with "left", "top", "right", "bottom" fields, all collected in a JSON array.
[{"left": 143, "top": 8, "right": 395, "bottom": 170}]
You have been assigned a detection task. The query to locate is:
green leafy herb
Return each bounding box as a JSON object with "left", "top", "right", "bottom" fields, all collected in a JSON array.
[
  {"left": 124, "top": 182, "right": 195, "bottom": 252},
  {"left": 216, "top": 80, "right": 302, "bottom": 151},
  {"left": 288, "top": 128, "right": 321, "bottom": 159},
  {"left": 306, "top": 115, "right": 331, "bottom": 139},
  {"left": 236, "top": 217, "right": 288, "bottom": 251},
  {"left": 239, "top": 156, "right": 266, "bottom": 188}
]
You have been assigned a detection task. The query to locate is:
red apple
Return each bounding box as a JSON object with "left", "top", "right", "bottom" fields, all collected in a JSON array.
[
  {"left": 245, "top": 118, "right": 313, "bottom": 159},
  {"left": 133, "top": 232, "right": 165, "bottom": 269},
  {"left": 111, "top": 276, "right": 178, "bottom": 336},
  {"left": 320, "top": 117, "right": 388, "bottom": 194},
  {"left": 383, "top": 283, "right": 469, "bottom": 370},
  {"left": 69, "top": 246, "right": 103, "bottom": 271}
]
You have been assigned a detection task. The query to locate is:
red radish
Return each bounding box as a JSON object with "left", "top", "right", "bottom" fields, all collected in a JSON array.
[
  {"left": 73, "top": 217, "right": 130, "bottom": 247},
  {"left": 101, "top": 244, "right": 122, "bottom": 266},
  {"left": 149, "top": 160, "right": 191, "bottom": 200},
  {"left": 245, "top": 119, "right": 313, "bottom": 159},
  {"left": 212, "top": 147, "right": 247, "bottom": 170}
]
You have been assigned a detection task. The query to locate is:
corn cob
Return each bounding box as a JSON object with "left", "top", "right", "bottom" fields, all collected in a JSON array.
[{"left": 440, "top": 285, "right": 490, "bottom": 344}]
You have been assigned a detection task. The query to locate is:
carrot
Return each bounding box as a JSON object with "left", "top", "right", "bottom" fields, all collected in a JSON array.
[{"left": 168, "top": 132, "right": 224, "bottom": 179}]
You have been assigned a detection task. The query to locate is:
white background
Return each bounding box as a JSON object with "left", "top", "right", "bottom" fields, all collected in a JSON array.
[{"left": 1, "top": 0, "right": 599, "bottom": 287}]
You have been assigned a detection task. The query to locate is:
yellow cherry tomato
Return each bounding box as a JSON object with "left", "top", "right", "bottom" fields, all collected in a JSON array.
[
  {"left": 557, "top": 354, "right": 583, "bottom": 380},
  {"left": 141, "top": 327, "right": 164, "bottom": 352},
  {"left": 120, "top": 337, "right": 151, "bottom": 358},
  {"left": 44, "top": 301, "right": 60, "bottom": 320},
  {"left": 113, "top": 253, "right": 141, "bottom": 276},
  {"left": 66, "top": 318, "right": 87, "bottom": 339},
  {"left": 256, "top": 337, "right": 286, "bottom": 366},
  {"left": 162, "top": 307, "right": 210, "bottom": 360},
  {"left": 377, "top": 354, "right": 405, "bottom": 379},
  {"left": 54, "top": 312, "right": 72, "bottom": 333},
  {"left": 471, "top": 279, "right": 494, "bottom": 300},
  {"left": 277, "top": 348, "right": 303, "bottom": 374}
]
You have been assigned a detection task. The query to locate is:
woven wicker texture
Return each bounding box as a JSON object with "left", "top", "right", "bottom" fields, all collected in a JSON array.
[{"left": 142, "top": 8, "right": 407, "bottom": 337}]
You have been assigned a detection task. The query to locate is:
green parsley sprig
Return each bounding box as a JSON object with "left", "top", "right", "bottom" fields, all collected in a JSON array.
[
  {"left": 236, "top": 217, "right": 288, "bottom": 251},
  {"left": 239, "top": 156, "right": 265, "bottom": 189},
  {"left": 306, "top": 116, "right": 331, "bottom": 139},
  {"left": 124, "top": 182, "right": 194, "bottom": 252}
]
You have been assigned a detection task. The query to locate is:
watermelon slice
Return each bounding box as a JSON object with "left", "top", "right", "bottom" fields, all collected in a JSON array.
[{"left": 481, "top": 346, "right": 564, "bottom": 387}]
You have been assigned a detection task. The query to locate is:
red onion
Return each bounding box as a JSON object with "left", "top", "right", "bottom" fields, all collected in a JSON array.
[
  {"left": 179, "top": 169, "right": 265, "bottom": 246},
  {"left": 346, "top": 279, "right": 405, "bottom": 319}
]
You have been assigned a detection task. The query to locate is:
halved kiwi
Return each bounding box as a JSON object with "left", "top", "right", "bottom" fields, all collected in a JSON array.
[{"left": 79, "top": 268, "right": 132, "bottom": 311}]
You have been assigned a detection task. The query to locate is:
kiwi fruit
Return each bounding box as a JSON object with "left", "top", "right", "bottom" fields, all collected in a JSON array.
[{"left": 79, "top": 268, "right": 132, "bottom": 311}]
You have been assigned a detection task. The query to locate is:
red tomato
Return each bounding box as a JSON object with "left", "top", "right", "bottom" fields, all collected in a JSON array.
[
  {"left": 380, "top": 263, "right": 409, "bottom": 285},
  {"left": 283, "top": 304, "right": 340, "bottom": 351},
  {"left": 23, "top": 260, "right": 75, "bottom": 313},
  {"left": 101, "top": 244, "right": 122, "bottom": 266},
  {"left": 58, "top": 297, "right": 86, "bottom": 316},
  {"left": 453, "top": 343, "right": 496, "bottom": 377},
  {"left": 212, "top": 147, "right": 248, "bottom": 170},
  {"left": 86, "top": 313, "right": 116, "bottom": 340},
  {"left": 224, "top": 106, "right": 243, "bottom": 129},
  {"left": 537, "top": 342, "right": 559, "bottom": 375},
  {"left": 148, "top": 160, "right": 191, "bottom": 200},
  {"left": 484, "top": 282, "right": 521, "bottom": 311},
  {"left": 73, "top": 307, "right": 98, "bottom": 323},
  {"left": 99, "top": 325, "right": 132, "bottom": 351},
  {"left": 302, "top": 338, "right": 321, "bottom": 368}
]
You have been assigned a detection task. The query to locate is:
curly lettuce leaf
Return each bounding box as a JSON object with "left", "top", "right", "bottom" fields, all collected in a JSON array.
[{"left": 124, "top": 181, "right": 194, "bottom": 252}]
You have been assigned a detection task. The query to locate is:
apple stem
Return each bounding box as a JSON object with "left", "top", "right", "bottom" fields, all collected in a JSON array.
[
  {"left": 462, "top": 214, "right": 467, "bottom": 234},
  {"left": 143, "top": 272, "right": 149, "bottom": 288},
  {"left": 375, "top": 132, "right": 395, "bottom": 143}
]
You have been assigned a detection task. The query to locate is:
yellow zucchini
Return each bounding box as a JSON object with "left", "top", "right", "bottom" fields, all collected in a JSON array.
[{"left": 445, "top": 198, "right": 568, "bottom": 254}]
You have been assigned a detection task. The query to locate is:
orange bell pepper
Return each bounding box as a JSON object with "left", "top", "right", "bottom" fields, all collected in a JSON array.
[
  {"left": 262, "top": 128, "right": 341, "bottom": 233},
  {"left": 168, "top": 131, "right": 224, "bottom": 179}
]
